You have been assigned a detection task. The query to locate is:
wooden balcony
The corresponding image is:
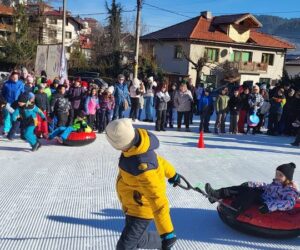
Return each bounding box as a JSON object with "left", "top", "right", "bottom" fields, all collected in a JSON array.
[{"left": 229, "top": 61, "right": 268, "bottom": 74}]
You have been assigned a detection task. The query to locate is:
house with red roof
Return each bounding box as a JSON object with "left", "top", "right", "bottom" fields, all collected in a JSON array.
[
  {"left": 0, "top": 4, "right": 14, "bottom": 42},
  {"left": 141, "top": 11, "right": 295, "bottom": 86},
  {"left": 27, "top": 3, "right": 83, "bottom": 59}
]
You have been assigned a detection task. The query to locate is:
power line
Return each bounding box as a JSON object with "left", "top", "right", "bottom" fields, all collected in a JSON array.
[
  {"left": 143, "top": 2, "right": 193, "bottom": 19},
  {"left": 72, "top": 8, "right": 136, "bottom": 16}
]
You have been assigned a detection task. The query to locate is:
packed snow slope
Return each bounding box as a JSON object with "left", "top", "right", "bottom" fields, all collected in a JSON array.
[{"left": 0, "top": 121, "right": 299, "bottom": 250}]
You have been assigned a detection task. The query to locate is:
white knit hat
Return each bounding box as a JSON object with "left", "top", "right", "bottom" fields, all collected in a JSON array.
[
  {"left": 105, "top": 118, "right": 136, "bottom": 151},
  {"left": 107, "top": 86, "right": 114, "bottom": 94}
]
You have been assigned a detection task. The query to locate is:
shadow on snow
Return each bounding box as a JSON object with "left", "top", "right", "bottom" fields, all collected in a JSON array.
[{"left": 46, "top": 208, "right": 299, "bottom": 250}]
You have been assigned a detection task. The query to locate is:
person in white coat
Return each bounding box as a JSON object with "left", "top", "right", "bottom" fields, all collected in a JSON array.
[{"left": 129, "top": 78, "right": 141, "bottom": 121}]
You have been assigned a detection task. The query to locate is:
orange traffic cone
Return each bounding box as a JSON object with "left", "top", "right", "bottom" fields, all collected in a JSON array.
[{"left": 197, "top": 130, "right": 205, "bottom": 148}]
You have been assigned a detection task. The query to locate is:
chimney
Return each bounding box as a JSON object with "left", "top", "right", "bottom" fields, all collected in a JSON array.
[{"left": 201, "top": 11, "right": 212, "bottom": 19}]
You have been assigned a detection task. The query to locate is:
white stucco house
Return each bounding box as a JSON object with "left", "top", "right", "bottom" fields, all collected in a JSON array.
[{"left": 141, "top": 11, "right": 295, "bottom": 87}]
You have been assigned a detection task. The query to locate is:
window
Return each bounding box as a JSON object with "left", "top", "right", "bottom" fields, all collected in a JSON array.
[
  {"left": 259, "top": 78, "right": 271, "bottom": 85},
  {"left": 65, "top": 32, "right": 72, "bottom": 39},
  {"left": 48, "top": 18, "right": 57, "bottom": 25},
  {"left": 261, "top": 53, "right": 274, "bottom": 66},
  {"left": 48, "top": 30, "right": 57, "bottom": 39},
  {"left": 174, "top": 45, "right": 183, "bottom": 59},
  {"left": 230, "top": 51, "right": 252, "bottom": 62},
  {"left": 205, "top": 48, "right": 219, "bottom": 62}
]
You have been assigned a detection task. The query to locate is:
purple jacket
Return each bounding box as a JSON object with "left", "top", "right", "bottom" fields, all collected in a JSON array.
[
  {"left": 99, "top": 96, "right": 115, "bottom": 111},
  {"left": 248, "top": 180, "right": 299, "bottom": 212}
]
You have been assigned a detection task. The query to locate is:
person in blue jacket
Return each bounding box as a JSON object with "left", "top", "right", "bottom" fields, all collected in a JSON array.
[
  {"left": 1, "top": 71, "right": 25, "bottom": 135},
  {"left": 112, "top": 74, "right": 131, "bottom": 120},
  {"left": 198, "top": 88, "right": 214, "bottom": 133},
  {"left": 12, "top": 93, "right": 46, "bottom": 151}
]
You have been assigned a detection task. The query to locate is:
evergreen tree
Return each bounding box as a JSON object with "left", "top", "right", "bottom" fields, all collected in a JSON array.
[
  {"left": 0, "top": 4, "right": 37, "bottom": 68},
  {"left": 105, "top": 0, "right": 122, "bottom": 52}
]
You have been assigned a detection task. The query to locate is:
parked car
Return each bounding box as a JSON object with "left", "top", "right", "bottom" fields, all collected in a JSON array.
[
  {"left": 70, "top": 72, "right": 109, "bottom": 89},
  {"left": 0, "top": 71, "right": 10, "bottom": 81}
]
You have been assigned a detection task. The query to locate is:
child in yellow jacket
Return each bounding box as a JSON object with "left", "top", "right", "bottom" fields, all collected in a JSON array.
[{"left": 105, "top": 118, "right": 180, "bottom": 250}]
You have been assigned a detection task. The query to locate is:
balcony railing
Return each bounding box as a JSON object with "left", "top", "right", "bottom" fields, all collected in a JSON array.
[{"left": 229, "top": 61, "right": 268, "bottom": 73}]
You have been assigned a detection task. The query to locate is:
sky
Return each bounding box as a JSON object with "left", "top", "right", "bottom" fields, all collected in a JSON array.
[{"left": 53, "top": 0, "right": 300, "bottom": 33}]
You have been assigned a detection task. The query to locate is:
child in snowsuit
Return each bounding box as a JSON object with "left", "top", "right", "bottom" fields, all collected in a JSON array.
[
  {"left": 198, "top": 88, "right": 213, "bottom": 133},
  {"left": 155, "top": 83, "right": 170, "bottom": 131},
  {"left": 205, "top": 162, "right": 299, "bottom": 216},
  {"left": 48, "top": 111, "right": 91, "bottom": 144},
  {"left": 50, "top": 85, "right": 71, "bottom": 128},
  {"left": 12, "top": 93, "right": 46, "bottom": 151},
  {"left": 98, "top": 89, "right": 115, "bottom": 133},
  {"left": 228, "top": 88, "right": 242, "bottom": 134},
  {"left": 35, "top": 84, "right": 50, "bottom": 138},
  {"left": 84, "top": 87, "right": 99, "bottom": 130},
  {"left": 105, "top": 118, "right": 179, "bottom": 250}
]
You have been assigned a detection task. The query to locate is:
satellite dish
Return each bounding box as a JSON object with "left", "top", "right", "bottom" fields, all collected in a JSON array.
[{"left": 221, "top": 49, "right": 228, "bottom": 58}]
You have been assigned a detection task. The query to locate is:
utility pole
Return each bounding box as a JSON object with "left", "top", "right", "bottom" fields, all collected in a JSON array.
[
  {"left": 62, "top": 0, "right": 67, "bottom": 49},
  {"left": 133, "top": 0, "right": 142, "bottom": 79}
]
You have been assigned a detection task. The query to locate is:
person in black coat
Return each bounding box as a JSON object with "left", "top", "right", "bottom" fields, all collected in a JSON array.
[
  {"left": 238, "top": 87, "right": 250, "bottom": 133},
  {"left": 166, "top": 83, "right": 177, "bottom": 128},
  {"left": 228, "top": 88, "right": 242, "bottom": 134}
]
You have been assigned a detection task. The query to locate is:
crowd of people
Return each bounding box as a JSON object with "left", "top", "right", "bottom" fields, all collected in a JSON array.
[{"left": 0, "top": 68, "right": 300, "bottom": 151}]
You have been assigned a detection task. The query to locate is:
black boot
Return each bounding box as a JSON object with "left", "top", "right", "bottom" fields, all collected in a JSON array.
[
  {"left": 205, "top": 183, "right": 221, "bottom": 204},
  {"left": 32, "top": 141, "right": 42, "bottom": 152}
]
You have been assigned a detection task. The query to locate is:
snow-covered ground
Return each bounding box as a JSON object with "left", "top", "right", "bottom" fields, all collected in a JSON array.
[{"left": 0, "top": 120, "right": 299, "bottom": 250}]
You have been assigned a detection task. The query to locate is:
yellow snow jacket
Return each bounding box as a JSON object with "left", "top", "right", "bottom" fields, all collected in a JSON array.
[{"left": 116, "top": 128, "right": 176, "bottom": 235}]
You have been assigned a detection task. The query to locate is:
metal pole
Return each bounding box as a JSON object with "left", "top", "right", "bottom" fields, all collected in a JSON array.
[
  {"left": 133, "top": 0, "right": 142, "bottom": 79},
  {"left": 62, "top": 0, "right": 67, "bottom": 49}
]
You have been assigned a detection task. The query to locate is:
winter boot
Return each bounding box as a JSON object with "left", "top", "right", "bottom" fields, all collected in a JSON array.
[
  {"left": 32, "top": 141, "right": 42, "bottom": 152},
  {"left": 205, "top": 183, "right": 221, "bottom": 204}
]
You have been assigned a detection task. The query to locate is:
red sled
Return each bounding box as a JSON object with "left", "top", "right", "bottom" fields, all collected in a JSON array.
[
  {"left": 218, "top": 198, "right": 300, "bottom": 238},
  {"left": 63, "top": 132, "right": 96, "bottom": 146}
]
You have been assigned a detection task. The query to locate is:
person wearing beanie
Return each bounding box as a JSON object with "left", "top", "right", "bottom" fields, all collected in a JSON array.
[
  {"left": 1, "top": 71, "right": 25, "bottom": 136},
  {"left": 105, "top": 118, "right": 180, "bottom": 250},
  {"left": 35, "top": 84, "right": 50, "bottom": 138},
  {"left": 205, "top": 163, "right": 299, "bottom": 216},
  {"left": 198, "top": 87, "right": 214, "bottom": 133},
  {"left": 11, "top": 93, "right": 46, "bottom": 151}
]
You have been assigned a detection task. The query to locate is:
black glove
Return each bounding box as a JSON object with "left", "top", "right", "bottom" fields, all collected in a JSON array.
[
  {"left": 161, "top": 232, "right": 177, "bottom": 250},
  {"left": 259, "top": 203, "right": 269, "bottom": 214},
  {"left": 168, "top": 173, "right": 181, "bottom": 187}
]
